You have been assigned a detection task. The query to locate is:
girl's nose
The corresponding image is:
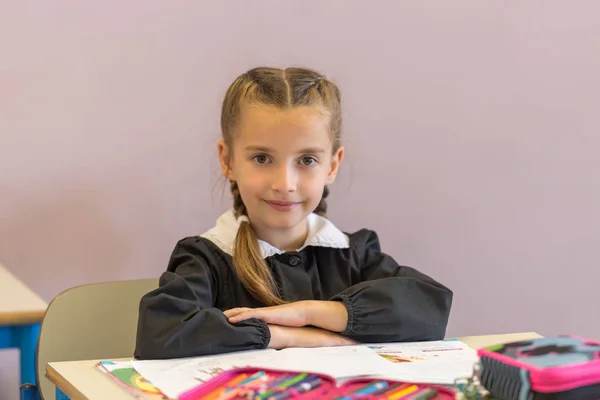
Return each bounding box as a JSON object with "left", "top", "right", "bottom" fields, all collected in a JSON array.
[{"left": 271, "top": 165, "right": 297, "bottom": 193}]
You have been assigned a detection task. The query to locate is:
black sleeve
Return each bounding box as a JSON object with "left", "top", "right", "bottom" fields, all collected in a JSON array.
[
  {"left": 134, "top": 237, "right": 271, "bottom": 360},
  {"left": 330, "top": 230, "right": 453, "bottom": 343}
]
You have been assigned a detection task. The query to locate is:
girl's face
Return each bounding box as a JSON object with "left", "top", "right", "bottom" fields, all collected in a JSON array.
[{"left": 218, "top": 105, "right": 343, "bottom": 235}]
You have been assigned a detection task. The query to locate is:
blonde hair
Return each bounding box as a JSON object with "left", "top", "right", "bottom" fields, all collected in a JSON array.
[{"left": 220, "top": 67, "right": 342, "bottom": 306}]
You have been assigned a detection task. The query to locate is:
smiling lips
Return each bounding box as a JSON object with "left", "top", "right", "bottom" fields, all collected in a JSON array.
[{"left": 265, "top": 200, "right": 301, "bottom": 212}]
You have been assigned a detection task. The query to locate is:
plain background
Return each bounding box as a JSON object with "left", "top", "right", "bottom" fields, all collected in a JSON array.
[{"left": 1, "top": 1, "right": 599, "bottom": 398}]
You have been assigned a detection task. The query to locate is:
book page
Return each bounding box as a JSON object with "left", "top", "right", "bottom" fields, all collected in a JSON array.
[
  {"left": 245, "top": 345, "right": 391, "bottom": 380},
  {"left": 366, "top": 339, "right": 479, "bottom": 384},
  {"left": 132, "top": 349, "right": 278, "bottom": 399}
]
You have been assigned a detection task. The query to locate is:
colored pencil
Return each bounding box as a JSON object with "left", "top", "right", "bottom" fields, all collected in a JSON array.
[
  {"left": 289, "top": 376, "right": 322, "bottom": 394},
  {"left": 406, "top": 387, "right": 439, "bottom": 400},
  {"left": 216, "top": 386, "right": 245, "bottom": 400},
  {"left": 236, "top": 371, "right": 266, "bottom": 387},
  {"left": 277, "top": 373, "right": 309, "bottom": 389},
  {"left": 334, "top": 381, "right": 389, "bottom": 400},
  {"left": 203, "top": 373, "right": 249, "bottom": 400},
  {"left": 217, "top": 371, "right": 267, "bottom": 400},
  {"left": 370, "top": 382, "right": 408, "bottom": 396},
  {"left": 267, "top": 374, "right": 295, "bottom": 387},
  {"left": 388, "top": 384, "right": 419, "bottom": 399},
  {"left": 224, "top": 373, "right": 251, "bottom": 389},
  {"left": 353, "top": 381, "right": 388, "bottom": 396},
  {"left": 267, "top": 376, "right": 323, "bottom": 400},
  {"left": 255, "top": 373, "right": 309, "bottom": 400}
]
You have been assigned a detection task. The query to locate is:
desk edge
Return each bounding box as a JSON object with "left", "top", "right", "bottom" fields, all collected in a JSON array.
[
  {"left": 0, "top": 310, "right": 46, "bottom": 325},
  {"left": 47, "top": 363, "right": 88, "bottom": 400}
]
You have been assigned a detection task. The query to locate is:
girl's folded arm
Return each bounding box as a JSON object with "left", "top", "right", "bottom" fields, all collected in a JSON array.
[
  {"left": 330, "top": 229, "right": 453, "bottom": 343},
  {"left": 133, "top": 239, "right": 270, "bottom": 360}
]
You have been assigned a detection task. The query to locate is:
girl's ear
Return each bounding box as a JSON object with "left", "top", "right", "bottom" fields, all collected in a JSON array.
[
  {"left": 326, "top": 146, "right": 344, "bottom": 185},
  {"left": 217, "top": 140, "right": 235, "bottom": 180}
]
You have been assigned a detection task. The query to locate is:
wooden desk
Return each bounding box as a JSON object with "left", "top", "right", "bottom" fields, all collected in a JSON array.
[
  {"left": 46, "top": 332, "right": 542, "bottom": 400},
  {"left": 0, "top": 263, "right": 48, "bottom": 385}
]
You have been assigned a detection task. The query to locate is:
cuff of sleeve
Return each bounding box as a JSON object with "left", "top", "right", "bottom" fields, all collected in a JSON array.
[
  {"left": 331, "top": 295, "right": 354, "bottom": 337},
  {"left": 256, "top": 320, "right": 271, "bottom": 349}
]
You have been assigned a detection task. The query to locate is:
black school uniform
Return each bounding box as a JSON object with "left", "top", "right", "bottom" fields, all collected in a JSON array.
[{"left": 134, "top": 210, "right": 453, "bottom": 360}]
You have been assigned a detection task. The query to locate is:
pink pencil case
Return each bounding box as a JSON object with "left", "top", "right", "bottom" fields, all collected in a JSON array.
[
  {"left": 477, "top": 335, "right": 600, "bottom": 400},
  {"left": 179, "top": 366, "right": 456, "bottom": 399}
]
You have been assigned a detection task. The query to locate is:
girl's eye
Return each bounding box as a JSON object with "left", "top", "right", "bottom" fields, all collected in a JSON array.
[
  {"left": 252, "top": 154, "right": 270, "bottom": 164},
  {"left": 300, "top": 156, "right": 318, "bottom": 166}
]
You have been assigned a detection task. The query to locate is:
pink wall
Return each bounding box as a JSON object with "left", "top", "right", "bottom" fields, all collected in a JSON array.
[{"left": 2, "top": 1, "right": 599, "bottom": 398}]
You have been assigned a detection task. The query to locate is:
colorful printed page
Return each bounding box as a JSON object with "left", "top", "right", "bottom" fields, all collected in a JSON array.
[
  {"left": 96, "top": 360, "right": 168, "bottom": 399},
  {"left": 367, "top": 339, "right": 479, "bottom": 384}
]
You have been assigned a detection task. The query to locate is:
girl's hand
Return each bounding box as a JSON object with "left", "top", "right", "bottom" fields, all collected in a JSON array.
[
  {"left": 224, "top": 302, "right": 310, "bottom": 327},
  {"left": 224, "top": 300, "right": 348, "bottom": 332},
  {"left": 267, "top": 325, "right": 358, "bottom": 350}
]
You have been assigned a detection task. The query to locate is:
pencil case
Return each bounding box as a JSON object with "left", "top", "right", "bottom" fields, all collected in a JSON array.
[
  {"left": 179, "top": 366, "right": 456, "bottom": 399},
  {"left": 477, "top": 335, "right": 600, "bottom": 400}
]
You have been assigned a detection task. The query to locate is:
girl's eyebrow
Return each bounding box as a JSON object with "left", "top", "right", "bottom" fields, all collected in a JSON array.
[
  {"left": 244, "top": 146, "right": 326, "bottom": 154},
  {"left": 245, "top": 145, "right": 272, "bottom": 152},
  {"left": 298, "top": 147, "right": 326, "bottom": 154}
]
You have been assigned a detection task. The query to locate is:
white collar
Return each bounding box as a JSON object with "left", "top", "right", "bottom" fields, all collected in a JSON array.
[{"left": 200, "top": 209, "right": 349, "bottom": 258}]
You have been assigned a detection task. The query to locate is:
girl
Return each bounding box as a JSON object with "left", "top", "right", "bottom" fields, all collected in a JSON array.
[{"left": 134, "top": 67, "right": 453, "bottom": 360}]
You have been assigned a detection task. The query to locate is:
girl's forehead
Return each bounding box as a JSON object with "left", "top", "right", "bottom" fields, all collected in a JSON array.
[{"left": 236, "top": 105, "right": 332, "bottom": 150}]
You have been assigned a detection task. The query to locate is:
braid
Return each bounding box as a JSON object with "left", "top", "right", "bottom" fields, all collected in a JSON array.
[
  {"left": 230, "top": 180, "right": 247, "bottom": 217},
  {"left": 313, "top": 186, "right": 329, "bottom": 217},
  {"left": 229, "top": 180, "right": 285, "bottom": 306}
]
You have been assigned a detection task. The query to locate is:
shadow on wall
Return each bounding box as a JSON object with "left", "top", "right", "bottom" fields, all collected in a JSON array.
[{"left": 0, "top": 179, "right": 137, "bottom": 301}]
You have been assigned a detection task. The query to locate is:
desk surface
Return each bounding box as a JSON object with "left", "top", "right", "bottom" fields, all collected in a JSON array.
[
  {"left": 0, "top": 264, "right": 48, "bottom": 325},
  {"left": 47, "top": 331, "right": 542, "bottom": 400}
]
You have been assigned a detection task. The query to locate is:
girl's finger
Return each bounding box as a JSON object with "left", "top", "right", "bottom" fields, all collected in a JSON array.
[
  {"left": 223, "top": 307, "right": 251, "bottom": 318},
  {"left": 229, "top": 311, "right": 257, "bottom": 322}
]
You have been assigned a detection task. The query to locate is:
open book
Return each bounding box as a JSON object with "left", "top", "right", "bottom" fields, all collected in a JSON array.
[{"left": 97, "top": 340, "right": 478, "bottom": 399}]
